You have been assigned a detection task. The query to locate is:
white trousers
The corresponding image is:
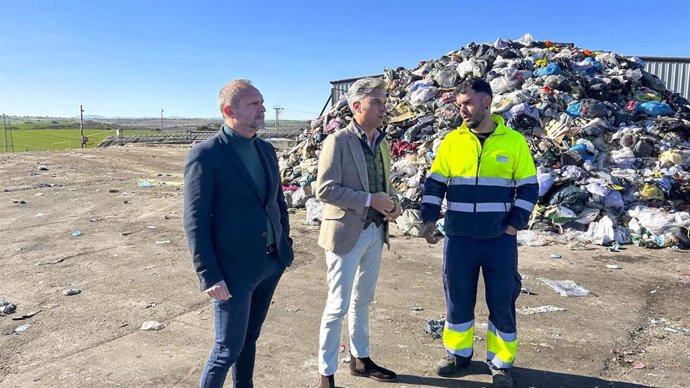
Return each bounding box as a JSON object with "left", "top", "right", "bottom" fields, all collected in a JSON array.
[{"left": 318, "top": 223, "right": 384, "bottom": 376}]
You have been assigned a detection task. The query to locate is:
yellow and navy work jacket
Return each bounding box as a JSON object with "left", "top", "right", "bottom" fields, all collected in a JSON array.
[{"left": 421, "top": 115, "right": 538, "bottom": 238}]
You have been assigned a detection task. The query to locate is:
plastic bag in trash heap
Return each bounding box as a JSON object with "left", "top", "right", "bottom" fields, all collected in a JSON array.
[
  {"left": 628, "top": 206, "right": 690, "bottom": 236},
  {"left": 541, "top": 279, "right": 590, "bottom": 297},
  {"left": 537, "top": 172, "right": 555, "bottom": 197},
  {"left": 580, "top": 215, "right": 615, "bottom": 245},
  {"left": 305, "top": 198, "right": 324, "bottom": 226},
  {"left": 395, "top": 209, "right": 424, "bottom": 237}
]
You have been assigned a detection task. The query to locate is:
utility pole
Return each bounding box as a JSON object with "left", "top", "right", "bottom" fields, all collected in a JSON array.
[
  {"left": 2, "top": 114, "right": 7, "bottom": 153},
  {"left": 79, "top": 105, "right": 85, "bottom": 149},
  {"left": 160, "top": 108, "right": 164, "bottom": 131},
  {"left": 273, "top": 105, "right": 283, "bottom": 131}
]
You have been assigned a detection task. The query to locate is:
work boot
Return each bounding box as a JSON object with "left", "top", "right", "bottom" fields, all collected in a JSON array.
[
  {"left": 349, "top": 352, "right": 397, "bottom": 381},
  {"left": 317, "top": 374, "right": 335, "bottom": 388},
  {"left": 435, "top": 353, "right": 471, "bottom": 377},
  {"left": 490, "top": 367, "right": 514, "bottom": 388}
]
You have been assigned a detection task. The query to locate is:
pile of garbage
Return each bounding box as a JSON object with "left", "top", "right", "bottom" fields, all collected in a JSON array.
[{"left": 279, "top": 34, "right": 690, "bottom": 249}]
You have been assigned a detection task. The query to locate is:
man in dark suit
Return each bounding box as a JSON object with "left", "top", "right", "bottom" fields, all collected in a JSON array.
[{"left": 183, "top": 79, "right": 294, "bottom": 388}]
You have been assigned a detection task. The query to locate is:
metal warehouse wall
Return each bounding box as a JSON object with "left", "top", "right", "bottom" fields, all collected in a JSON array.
[
  {"left": 641, "top": 57, "right": 690, "bottom": 101},
  {"left": 330, "top": 75, "right": 383, "bottom": 107}
]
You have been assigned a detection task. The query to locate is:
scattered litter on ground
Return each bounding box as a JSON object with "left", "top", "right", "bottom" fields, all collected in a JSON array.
[
  {"left": 14, "top": 324, "right": 32, "bottom": 333},
  {"left": 540, "top": 278, "right": 590, "bottom": 297},
  {"left": 63, "top": 288, "right": 81, "bottom": 296},
  {"left": 71, "top": 230, "right": 82, "bottom": 237},
  {"left": 633, "top": 361, "right": 647, "bottom": 369},
  {"left": 137, "top": 179, "right": 155, "bottom": 188},
  {"left": 11, "top": 310, "right": 42, "bottom": 321},
  {"left": 1, "top": 301, "right": 17, "bottom": 315},
  {"left": 140, "top": 321, "right": 165, "bottom": 331},
  {"left": 520, "top": 287, "right": 536, "bottom": 295},
  {"left": 650, "top": 318, "right": 688, "bottom": 334},
  {"left": 424, "top": 319, "right": 445, "bottom": 339},
  {"left": 517, "top": 305, "right": 567, "bottom": 315}
]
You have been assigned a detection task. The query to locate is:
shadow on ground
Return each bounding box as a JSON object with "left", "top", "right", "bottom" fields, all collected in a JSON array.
[{"left": 394, "top": 361, "right": 652, "bottom": 387}]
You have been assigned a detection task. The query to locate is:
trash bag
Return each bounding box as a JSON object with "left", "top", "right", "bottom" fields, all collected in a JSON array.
[
  {"left": 395, "top": 209, "right": 424, "bottom": 237},
  {"left": 548, "top": 185, "right": 590, "bottom": 213},
  {"left": 305, "top": 198, "right": 324, "bottom": 226},
  {"left": 546, "top": 205, "right": 578, "bottom": 224},
  {"left": 628, "top": 206, "right": 690, "bottom": 236},
  {"left": 533, "top": 62, "right": 561, "bottom": 77},
  {"left": 581, "top": 215, "right": 615, "bottom": 245},
  {"left": 432, "top": 67, "right": 459, "bottom": 88},
  {"left": 638, "top": 101, "right": 675, "bottom": 116},
  {"left": 537, "top": 173, "right": 555, "bottom": 197}
]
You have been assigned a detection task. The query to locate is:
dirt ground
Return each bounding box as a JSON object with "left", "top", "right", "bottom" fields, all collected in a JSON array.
[{"left": 1, "top": 146, "right": 688, "bottom": 388}]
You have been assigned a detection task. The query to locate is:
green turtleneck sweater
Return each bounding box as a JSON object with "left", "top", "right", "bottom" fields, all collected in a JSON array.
[{"left": 223, "top": 125, "right": 276, "bottom": 246}]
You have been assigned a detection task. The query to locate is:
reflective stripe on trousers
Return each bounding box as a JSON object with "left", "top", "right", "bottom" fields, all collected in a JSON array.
[{"left": 442, "top": 232, "right": 521, "bottom": 368}]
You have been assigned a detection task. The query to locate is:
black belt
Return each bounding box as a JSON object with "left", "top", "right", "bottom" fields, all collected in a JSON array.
[
  {"left": 266, "top": 244, "right": 277, "bottom": 254},
  {"left": 364, "top": 217, "right": 384, "bottom": 230}
]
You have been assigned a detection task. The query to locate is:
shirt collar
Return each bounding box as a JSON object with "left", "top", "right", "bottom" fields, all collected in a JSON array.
[{"left": 352, "top": 121, "right": 381, "bottom": 145}]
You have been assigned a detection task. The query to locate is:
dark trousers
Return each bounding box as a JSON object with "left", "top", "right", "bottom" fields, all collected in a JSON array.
[
  {"left": 200, "top": 252, "right": 285, "bottom": 388},
  {"left": 443, "top": 233, "right": 521, "bottom": 339}
]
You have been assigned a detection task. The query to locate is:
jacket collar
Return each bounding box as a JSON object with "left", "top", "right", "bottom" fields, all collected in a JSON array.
[{"left": 457, "top": 114, "right": 508, "bottom": 136}]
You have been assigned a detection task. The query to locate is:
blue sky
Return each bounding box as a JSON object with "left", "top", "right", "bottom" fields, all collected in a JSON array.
[{"left": 1, "top": 0, "right": 689, "bottom": 120}]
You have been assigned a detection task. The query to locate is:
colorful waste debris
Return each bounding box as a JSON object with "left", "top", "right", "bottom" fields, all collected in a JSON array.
[{"left": 279, "top": 34, "right": 690, "bottom": 249}]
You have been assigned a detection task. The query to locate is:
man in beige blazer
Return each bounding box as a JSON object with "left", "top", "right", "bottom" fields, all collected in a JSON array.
[{"left": 315, "top": 78, "right": 401, "bottom": 388}]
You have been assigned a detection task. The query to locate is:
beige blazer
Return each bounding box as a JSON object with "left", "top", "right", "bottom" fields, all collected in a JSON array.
[{"left": 316, "top": 122, "right": 396, "bottom": 255}]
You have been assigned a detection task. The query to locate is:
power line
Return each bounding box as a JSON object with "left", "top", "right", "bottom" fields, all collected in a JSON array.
[{"left": 282, "top": 108, "right": 320, "bottom": 115}]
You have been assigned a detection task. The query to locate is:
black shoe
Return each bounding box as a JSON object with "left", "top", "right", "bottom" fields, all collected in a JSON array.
[
  {"left": 349, "top": 352, "right": 397, "bottom": 381},
  {"left": 490, "top": 368, "right": 514, "bottom": 388},
  {"left": 435, "top": 354, "right": 471, "bottom": 377},
  {"left": 317, "top": 374, "right": 334, "bottom": 388}
]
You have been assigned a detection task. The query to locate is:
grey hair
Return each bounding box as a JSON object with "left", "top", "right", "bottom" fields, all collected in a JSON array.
[
  {"left": 346, "top": 78, "right": 386, "bottom": 111},
  {"left": 218, "top": 79, "right": 253, "bottom": 113}
]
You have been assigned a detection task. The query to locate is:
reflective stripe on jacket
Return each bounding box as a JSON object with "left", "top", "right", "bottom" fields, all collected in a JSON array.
[{"left": 421, "top": 114, "right": 538, "bottom": 238}]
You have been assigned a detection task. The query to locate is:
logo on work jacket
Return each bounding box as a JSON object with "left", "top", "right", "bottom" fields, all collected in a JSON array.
[{"left": 496, "top": 155, "right": 510, "bottom": 163}]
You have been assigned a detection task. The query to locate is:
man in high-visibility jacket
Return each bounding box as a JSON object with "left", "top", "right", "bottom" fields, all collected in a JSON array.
[{"left": 421, "top": 77, "right": 538, "bottom": 388}]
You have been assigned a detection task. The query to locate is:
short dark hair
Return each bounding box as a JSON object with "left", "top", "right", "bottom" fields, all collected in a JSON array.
[{"left": 455, "top": 77, "right": 492, "bottom": 98}]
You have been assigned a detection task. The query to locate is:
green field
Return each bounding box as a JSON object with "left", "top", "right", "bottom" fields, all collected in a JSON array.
[
  {"left": 1, "top": 128, "right": 163, "bottom": 152},
  {"left": 0, "top": 116, "right": 307, "bottom": 153}
]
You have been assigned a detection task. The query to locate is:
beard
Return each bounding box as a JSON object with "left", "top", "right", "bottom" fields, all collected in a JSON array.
[
  {"left": 250, "top": 117, "right": 265, "bottom": 130},
  {"left": 464, "top": 111, "right": 486, "bottom": 129}
]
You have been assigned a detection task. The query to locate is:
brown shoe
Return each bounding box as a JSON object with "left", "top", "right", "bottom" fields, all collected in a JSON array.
[
  {"left": 318, "top": 374, "right": 335, "bottom": 388},
  {"left": 349, "top": 352, "right": 397, "bottom": 381}
]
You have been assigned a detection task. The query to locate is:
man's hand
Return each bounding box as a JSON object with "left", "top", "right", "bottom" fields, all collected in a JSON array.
[
  {"left": 204, "top": 280, "right": 231, "bottom": 301},
  {"left": 370, "top": 192, "right": 395, "bottom": 217},
  {"left": 384, "top": 201, "right": 402, "bottom": 221},
  {"left": 504, "top": 225, "right": 518, "bottom": 236},
  {"left": 423, "top": 222, "right": 439, "bottom": 244}
]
